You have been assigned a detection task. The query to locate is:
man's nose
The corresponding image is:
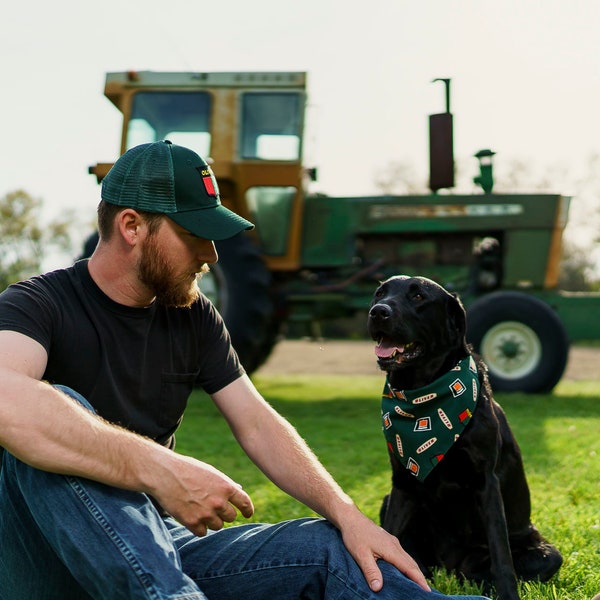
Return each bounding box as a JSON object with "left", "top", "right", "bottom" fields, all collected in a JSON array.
[{"left": 198, "top": 240, "right": 218, "bottom": 264}]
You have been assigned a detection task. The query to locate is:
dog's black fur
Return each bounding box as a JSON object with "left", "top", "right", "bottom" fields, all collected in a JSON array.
[{"left": 368, "top": 276, "right": 562, "bottom": 600}]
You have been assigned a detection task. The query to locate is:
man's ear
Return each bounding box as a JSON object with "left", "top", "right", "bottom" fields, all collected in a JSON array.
[{"left": 115, "top": 209, "right": 143, "bottom": 247}]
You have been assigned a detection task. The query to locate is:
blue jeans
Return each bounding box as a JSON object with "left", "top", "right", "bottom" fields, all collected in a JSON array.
[{"left": 0, "top": 386, "right": 491, "bottom": 600}]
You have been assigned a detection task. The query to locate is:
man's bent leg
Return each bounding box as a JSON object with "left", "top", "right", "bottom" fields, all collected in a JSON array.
[
  {"left": 169, "top": 517, "right": 491, "bottom": 600},
  {"left": 0, "top": 386, "right": 206, "bottom": 600},
  {"left": 0, "top": 456, "right": 92, "bottom": 599}
]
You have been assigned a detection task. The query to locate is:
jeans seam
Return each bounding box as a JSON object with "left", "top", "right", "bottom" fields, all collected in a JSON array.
[
  {"left": 66, "top": 476, "right": 163, "bottom": 600},
  {"left": 327, "top": 564, "right": 371, "bottom": 600},
  {"left": 196, "top": 561, "right": 370, "bottom": 599}
]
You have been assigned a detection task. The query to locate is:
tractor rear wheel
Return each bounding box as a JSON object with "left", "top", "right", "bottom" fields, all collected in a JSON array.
[
  {"left": 200, "top": 233, "right": 279, "bottom": 375},
  {"left": 466, "top": 292, "right": 569, "bottom": 393}
]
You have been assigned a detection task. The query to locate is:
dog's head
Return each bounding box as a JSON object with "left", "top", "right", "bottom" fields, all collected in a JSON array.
[{"left": 367, "top": 275, "right": 468, "bottom": 389}]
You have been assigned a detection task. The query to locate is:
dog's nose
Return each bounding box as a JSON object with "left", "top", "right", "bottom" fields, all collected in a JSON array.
[{"left": 369, "top": 303, "right": 392, "bottom": 321}]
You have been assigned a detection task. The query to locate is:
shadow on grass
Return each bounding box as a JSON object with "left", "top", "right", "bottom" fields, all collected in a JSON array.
[
  {"left": 177, "top": 378, "right": 598, "bottom": 520},
  {"left": 177, "top": 377, "right": 599, "bottom": 478},
  {"left": 496, "top": 386, "right": 600, "bottom": 477}
]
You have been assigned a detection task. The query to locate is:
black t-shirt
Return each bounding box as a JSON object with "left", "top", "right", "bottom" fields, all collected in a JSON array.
[{"left": 0, "top": 260, "right": 245, "bottom": 446}]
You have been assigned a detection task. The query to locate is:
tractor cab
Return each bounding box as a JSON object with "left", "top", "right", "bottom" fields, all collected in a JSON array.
[{"left": 90, "top": 71, "right": 308, "bottom": 270}]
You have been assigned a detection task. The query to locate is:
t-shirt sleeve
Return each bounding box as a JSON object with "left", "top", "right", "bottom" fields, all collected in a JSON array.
[
  {"left": 0, "top": 279, "right": 59, "bottom": 352},
  {"left": 192, "top": 296, "right": 246, "bottom": 395}
]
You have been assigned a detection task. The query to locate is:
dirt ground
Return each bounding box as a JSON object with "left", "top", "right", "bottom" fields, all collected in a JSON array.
[{"left": 256, "top": 339, "right": 599, "bottom": 381}]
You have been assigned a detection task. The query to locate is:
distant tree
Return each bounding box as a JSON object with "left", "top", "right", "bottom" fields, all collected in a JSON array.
[
  {"left": 493, "top": 158, "right": 569, "bottom": 193},
  {"left": 373, "top": 161, "right": 428, "bottom": 195},
  {"left": 558, "top": 240, "right": 596, "bottom": 290},
  {"left": 0, "top": 190, "right": 74, "bottom": 291}
]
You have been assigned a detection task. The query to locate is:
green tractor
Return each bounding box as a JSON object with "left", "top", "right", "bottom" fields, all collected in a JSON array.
[{"left": 89, "top": 70, "right": 599, "bottom": 392}]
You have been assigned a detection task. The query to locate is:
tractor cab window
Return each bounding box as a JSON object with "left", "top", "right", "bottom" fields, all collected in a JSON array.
[
  {"left": 126, "top": 92, "right": 212, "bottom": 157},
  {"left": 240, "top": 93, "right": 302, "bottom": 160},
  {"left": 246, "top": 186, "right": 296, "bottom": 255}
]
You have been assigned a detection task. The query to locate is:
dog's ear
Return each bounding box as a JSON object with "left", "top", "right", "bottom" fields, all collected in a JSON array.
[{"left": 446, "top": 292, "right": 468, "bottom": 348}]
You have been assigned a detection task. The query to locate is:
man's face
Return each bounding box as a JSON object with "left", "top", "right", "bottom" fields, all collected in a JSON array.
[{"left": 138, "top": 218, "right": 217, "bottom": 308}]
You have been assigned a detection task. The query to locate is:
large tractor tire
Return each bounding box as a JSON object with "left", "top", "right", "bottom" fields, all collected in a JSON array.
[
  {"left": 466, "top": 292, "right": 569, "bottom": 393},
  {"left": 201, "top": 233, "right": 279, "bottom": 375}
]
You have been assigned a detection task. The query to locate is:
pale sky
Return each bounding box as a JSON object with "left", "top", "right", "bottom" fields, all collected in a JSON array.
[{"left": 2, "top": 0, "right": 600, "bottom": 263}]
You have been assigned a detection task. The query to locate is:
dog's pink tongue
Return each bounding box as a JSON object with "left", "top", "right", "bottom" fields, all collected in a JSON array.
[{"left": 375, "top": 340, "right": 404, "bottom": 358}]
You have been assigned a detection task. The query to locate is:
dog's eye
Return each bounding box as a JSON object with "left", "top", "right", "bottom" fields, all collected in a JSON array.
[{"left": 412, "top": 292, "right": 424, "bottom": 302}]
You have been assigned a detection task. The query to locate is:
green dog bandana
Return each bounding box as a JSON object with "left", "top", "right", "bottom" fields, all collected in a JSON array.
[{"left": 381, "top": 356, "right": 480, "bottom": 482}]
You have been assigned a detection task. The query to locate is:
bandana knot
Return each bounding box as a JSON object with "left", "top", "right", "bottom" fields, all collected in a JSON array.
[{"left": 381, "top": 356, "right": 480, "bottom": 482}]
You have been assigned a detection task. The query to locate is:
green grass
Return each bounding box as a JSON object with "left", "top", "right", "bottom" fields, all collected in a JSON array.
[{"left": 176, "top": 376, "right": 600, "bottom": 599}]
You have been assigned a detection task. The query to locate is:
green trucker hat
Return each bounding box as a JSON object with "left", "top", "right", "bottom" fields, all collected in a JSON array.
[{"left": 101, "top": 140, "right": 254, "bottom": 240}]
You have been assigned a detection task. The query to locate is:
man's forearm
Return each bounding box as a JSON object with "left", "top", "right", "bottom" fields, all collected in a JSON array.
[
  {"left": 219, "top": 381, "right": 358, "bottom": 526},
  {"left": 250, "top": 412, "right": 360, "bottom": 527},
  {"left": 1, "top": 369, "right": 255, "bottom": 534},
  {"left": 0, "top": 370, "right": 166, "bottom": 491}
]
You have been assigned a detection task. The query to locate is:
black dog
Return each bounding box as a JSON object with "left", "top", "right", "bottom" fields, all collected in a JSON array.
[{"left": 367, "top": 275, "right": 562, "bottom": 600}]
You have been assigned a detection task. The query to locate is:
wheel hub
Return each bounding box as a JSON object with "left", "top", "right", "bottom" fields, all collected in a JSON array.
[
  {"left": 499, "top": 338, "right": 520, "bottom": 359},
  {"left": 480, "top": 321, "right": 542, "bottom": 380}
]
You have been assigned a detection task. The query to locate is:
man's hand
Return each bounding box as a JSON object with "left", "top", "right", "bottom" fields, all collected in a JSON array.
[
  {"left": 339, "top": 510, "right": 430, "bottom": 592},
  {"left": 149, "top": 453, "right": 254, "bottom": 536}
]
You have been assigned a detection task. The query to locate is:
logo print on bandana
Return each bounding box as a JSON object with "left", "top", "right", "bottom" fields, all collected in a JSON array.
[
  {"left": 392, "top": 389, "right": 407, "bottom": 401},
  {"left": 449, "top": 379, "right": 466, "bottom": 397},
  {"left": 432, "top": 453, "right": 445, "bottom": 466},
  {"left": 395, "top": 434, "right": 404, "bottom": 457},
  {"left": 383, "top": 412, "right": 392, "bottom": 429},
  {"left": 458, "top": 408, "right": 472, "bottom": 424},
  {"left": 416, "top": 437, "right": 437, "bottom": 454},
  {"left": 407, "top": 457, "right": 420, "bottom": 476},
  {"left": 437, "top": 408, "right": 453, "bottom": 430},
  {"left": 395, "top": 405, "right": 415, "bottom": 418},
  {"left": 414, "top": 417, "right": 431, "bottom": 432},
  {"left": 197, "top": 166, "right": 219, "bottom": 198},
  {"left": 412, "top": 393, "right": 437, "bottom": 404}
]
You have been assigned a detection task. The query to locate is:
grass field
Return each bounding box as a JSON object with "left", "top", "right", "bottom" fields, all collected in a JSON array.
[{"left": 176, "top": 376, "right": 600, "bottom": 599}]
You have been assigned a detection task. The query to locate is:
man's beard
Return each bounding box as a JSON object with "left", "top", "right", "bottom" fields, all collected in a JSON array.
[{"left": 138, "top": 233, "right": 207, "bottom": 308}]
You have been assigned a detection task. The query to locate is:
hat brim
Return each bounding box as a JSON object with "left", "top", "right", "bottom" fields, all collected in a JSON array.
[{"left": 169, "top": 204, "right": 254, "bottom": 241}]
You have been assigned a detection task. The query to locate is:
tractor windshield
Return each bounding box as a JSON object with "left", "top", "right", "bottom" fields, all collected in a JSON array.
[
  {"left": 126, "top": 91, "right": 212, "bottom": 157},
  {"left": 240, "top": 92, "right": 302, "bottom": 160},
  {"left": 125, "top": 90, "right": 303, "bottom": 163}
]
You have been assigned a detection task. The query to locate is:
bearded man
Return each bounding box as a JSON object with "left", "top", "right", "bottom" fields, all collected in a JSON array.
[{"left": 0, "top": 140, "right": 491, "bottom": 600}]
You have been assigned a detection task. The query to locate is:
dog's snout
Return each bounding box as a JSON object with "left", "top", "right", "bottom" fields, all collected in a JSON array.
[{"left": 369, "top": 303, "right": 392, "bottom": 322}]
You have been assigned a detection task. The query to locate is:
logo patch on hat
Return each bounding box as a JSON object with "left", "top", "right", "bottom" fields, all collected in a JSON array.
[{"left": 197, "top": 166, "right": 219, "bottom": 198}]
